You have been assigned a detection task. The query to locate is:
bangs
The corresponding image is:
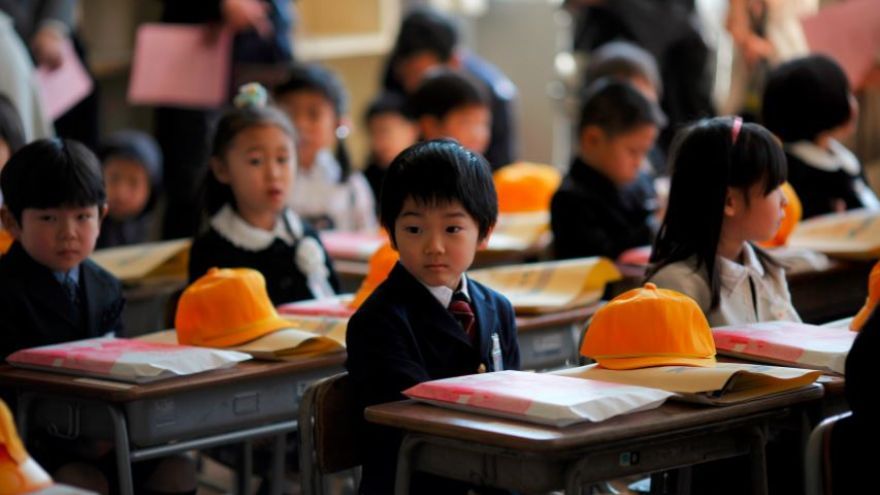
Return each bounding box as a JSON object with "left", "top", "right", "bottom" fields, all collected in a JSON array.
[{"left": 731, "top": 123, "right": 787, "bottom": 196}]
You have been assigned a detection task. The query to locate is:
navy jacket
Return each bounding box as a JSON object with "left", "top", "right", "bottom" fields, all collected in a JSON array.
[
  {"left": 785, "top": 150, "right": 871, "bottom": 219},
  {"left": 0, "top": 242, "right": 125, "bottom": 361},
  {"left": 346, "top": 263, "right": 520, "bottom": 495}
]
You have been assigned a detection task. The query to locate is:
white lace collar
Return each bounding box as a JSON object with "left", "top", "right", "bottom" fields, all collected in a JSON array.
[
  {"left": 787, "top": 139, "right": 860, "bottom": 175},
  {"left": 210, "top": 204, "right": 304, "bottom": 252}
]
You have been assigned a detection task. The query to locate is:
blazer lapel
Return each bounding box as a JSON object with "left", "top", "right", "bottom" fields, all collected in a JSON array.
[
  {"left": 80, "top": 261, "right": 105, "bottom": 337},
  {"left": 467, "top": 279, "right": 497, "bottom": 358},
  {"left": 9, "top": 245, "right": 81, "bottom": 329}
]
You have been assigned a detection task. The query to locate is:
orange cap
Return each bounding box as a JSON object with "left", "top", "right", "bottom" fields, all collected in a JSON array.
[
  {"left": 175, "top": 268, "right": 292, "bottom": 347},
  {"left": 0, "top": 399, "right": 53, "bottom": 493},
  {"left": 349, "top": 242, "right": 399, "bottom": 309},
  {"left": 581, "top": 283, "right": 716, "bottom": 369},
  {"left": 760, "top": 182, "right": 802, "bottom": 248},
  {"left": 493, "top": 162, "right": 562, "bottom": 213},
  {"left": 851, "top": 260, "right": 880, "bottom": 332},
  {"left": 0, "top": 229, "right": 12, "bottom": 255}
]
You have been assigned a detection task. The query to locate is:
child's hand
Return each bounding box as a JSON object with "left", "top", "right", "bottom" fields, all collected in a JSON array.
[
  {"left": 222, "top": 0, "right": 272, "bottom": 37},
  {"left": 30, "top": 26, "right": 66, "bottom": 71}
]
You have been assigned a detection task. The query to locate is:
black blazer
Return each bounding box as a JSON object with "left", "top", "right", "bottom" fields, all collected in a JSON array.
[
  {"left": 345, "top": 263, "right": 520, "bottom": 495},
  {"left": 0, "top": 242, "right": 125, "bottom": 361},
  {"left": 785, "top": 150, "right": 871, "bottom": 219},
  {"left": 551, "top": 157, "right": 655, "bottom": 260}
]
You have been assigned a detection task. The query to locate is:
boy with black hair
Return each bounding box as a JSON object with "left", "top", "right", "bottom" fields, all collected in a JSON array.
[
  {"left": 384, "top": 6, "right": 517, "bottom": 169},
  {"left": 346, "top": 139, "right": 520, "bottom": 495},
  {"left": 409, "top": 70, "right": 492, "bottom": 159},
  {"left": 551, "top": 78, "right": 664, "bottom": 260},
  {"left": 363, "top": 92, "right": 418, "bottom": 203},
  {"left": 0, "top": 138, "right": 124, "bottom": 360}
]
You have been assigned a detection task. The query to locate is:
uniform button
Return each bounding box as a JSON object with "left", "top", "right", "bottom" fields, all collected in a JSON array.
[{"left": 477, "top": 363, "right": 487, "bottom": 373}]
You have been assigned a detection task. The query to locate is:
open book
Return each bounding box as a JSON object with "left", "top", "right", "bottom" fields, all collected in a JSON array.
[
  {"left": 139, "top": 315, "right": 346, "bottom": 360},
  {"left": 788, "top": 208, "right": 880, "bottom": 260},
  {"left": 712, "top": 321, "right": 855, "bottom": 374},
  {"left": 469, "top": 257, "right": 621, "bottom": 314},
  {"left": 553, "top": 363, "right": 821, "bottom": 406},
  {"left": 487, "top": 211, "right": 552, "bottom": 252},
  {"left": 91, "top": 239, "right": 190, "bottom": 285},
  {"left": 404, "top": 370, "right": 673, "bottom": 427}
]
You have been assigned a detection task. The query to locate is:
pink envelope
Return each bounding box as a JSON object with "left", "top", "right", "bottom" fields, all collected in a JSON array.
[
  {"left": 36, "top": 39, "right": 93, "bottom": 120},
  {"left": 128, "top": 23, "right": 233, "bottom": 109},
  {"left": 801, "top": 0, "right": 880, "bottom": 90}
]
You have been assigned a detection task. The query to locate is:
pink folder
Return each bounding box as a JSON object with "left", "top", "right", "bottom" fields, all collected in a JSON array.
[
  {"left": 801, "top": 0, "right": 880, "bottom": 90},
  {"left": 127, "top": 23, "right": 233, "bottom": 109},
  {"left": 36, "top": 39, "right": 93, "bottom": 120}
]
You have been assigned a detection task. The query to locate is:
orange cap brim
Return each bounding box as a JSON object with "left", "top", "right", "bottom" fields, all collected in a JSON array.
[
  {"left": 851, "top": 301, "right": 876, "bottom": 332},
  {"left": 183, "top": 315, "right": 293, "bottom": 348},
  {"left": 596, "top": 355, "right": 716, "bottom": 370}
]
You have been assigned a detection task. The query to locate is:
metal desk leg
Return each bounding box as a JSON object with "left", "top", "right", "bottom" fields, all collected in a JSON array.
[
  {"left": 238, "top": 440, "right": 253, "bottom": 495},
  {"left": 106, "top": 404, "right": 135, "bottom": 495},
  {"left": 270, "top": 433, "right": 286, "bottom": 495},
  {"left": 748, "top": 426, "right": 769, "bottom": 495},
  {"left": 15, "top": 393, "right": 35, "bottom": 444},
  {"left": 395, "top": 436, "right": 420, "bottom": 495}
]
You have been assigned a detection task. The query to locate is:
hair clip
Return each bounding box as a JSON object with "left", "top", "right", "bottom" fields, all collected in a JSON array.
[
  {"left": 731, "top": 116, "right": 743, "bottom": 145},
  {"left": 234, "top": 82, "right": 269, "bottom": 109}
]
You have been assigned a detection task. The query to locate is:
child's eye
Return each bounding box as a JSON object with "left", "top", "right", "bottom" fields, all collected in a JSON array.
[
  {"left": 247, "top": 156, "right": 264, "bottom": 166},
  {"left": 77, "top": 213, "right": 93, "bottom": 221},
  {"left": 446, "top": 226, "right": 463, "bottom": 234},
  {"left": 39, "top": 215, "right": 55, "bottom": 222},
  {"left": 403, "top": 226, "right": 421, "bottom": 234},
  {"left": 277, "top": 156, "right": 289, "bottom": 165}
]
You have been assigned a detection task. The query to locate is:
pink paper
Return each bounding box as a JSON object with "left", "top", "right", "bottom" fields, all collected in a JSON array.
[
  {"left": 127, "top": 24, "right": 233, "bottom": 108},
  {"left": 35, "top": 39, "right": 93, "bottom": 120},
  {"left": 617, "top": 245, "right": 652, "bottom": 266},
  {"left": 801, "top": 0, "right": 880, "bottom": 89},
  {"left": 319, "top": 231, "right": 385, "bottom": 261},
  {"left": 278, "top": 298, "right": 356, "bottom": 318}
]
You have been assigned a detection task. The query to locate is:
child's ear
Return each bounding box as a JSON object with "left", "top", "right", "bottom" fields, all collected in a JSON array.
[
  {"left": 210, "top": 157, "right": 231, "bottom": 184},
  {"left": 579, "top": 126, "right": 604, "bottom": 151},
  {"left": 0, "top": 206, "right": 21, "bottom": 239},
  {"left": 419, "top": 116, "right": 441, "bottom": 141},
  {"left": 99, "top": 203, "right": 109, "bottom": 221},
  {"left": 448, "top": 50, "right": 464, "bottom": 70},
  {"left": 724, "top": 188, "right": 739, "bottom": 217},
  {"left": 477, "top": 224, "right": 495, "bottom": 250}
]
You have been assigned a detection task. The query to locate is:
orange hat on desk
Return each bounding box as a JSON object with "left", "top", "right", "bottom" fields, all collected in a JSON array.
[
  {"left": 493, "top": 162, "right": 562, "bottom": 213},
  {"left": 0, "top": 229, "right": 12, "bottom": 255},
  {"left": 175, "top": 268, "right": 292, "bottom": 347},
  {"left": 581, "top": 283, "right": 716, "bottom": 369},
  {"left": 0, "top": 399, "right": 53, "bottom": 494},
  {"left": 759, "top": 182, "right": 802, "bottom": 248},
  {"left": 851, "top": 261, "right": 880, "bottom": 332},
  {"left": 349, "top": 242, "right": 399, "bottom": 309}
]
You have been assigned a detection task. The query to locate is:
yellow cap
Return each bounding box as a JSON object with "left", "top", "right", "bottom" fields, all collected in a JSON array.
[
  {"left": 0, "top": 399, "right": 53, "bottom": 493},
  {"left": 0, "top": 230, "right": 12, "bottom": 255},
  {"left": 760, "top": 182, "right": 802, "bottom": 248},
  {"left": 349, "top": 242, "right": 399, "bottom": 309},
  {"left": 581, "top": 283, "right": 716, "bottom": 369},
  {"left": 493, "top": 162, "right": 562, "bottom": 213},
  {"left": 851, "top": 261, "right": 880, "bottom": 332},
  {"left": 175, "top": 268, "right": 292, "bottom": 347}
]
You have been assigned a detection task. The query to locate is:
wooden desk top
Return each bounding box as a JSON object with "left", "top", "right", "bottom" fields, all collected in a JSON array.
[
  {"left": 0, "top": 352, "right": 345, "bottom": 402},
  {"left": 515, "top": 302, "right": 603, "bottom": 333},
  {"left": 366, "top": 385, "right": 823, "bottom": 453}
]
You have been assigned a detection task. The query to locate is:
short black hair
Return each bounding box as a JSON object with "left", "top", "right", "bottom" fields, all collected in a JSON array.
[
  {"left": 762, "top": 55, "right": 852, "bottom": 143},
  {"left": 0, "top": 94, "right": 25, "bottom": 155},
  {"left": 584, "top": 41, "right": 663, "bottom": 97},
  {"left": 380, "top": 139, "right": 497, "bottom": 244},
  {"left": 409, "top": 70, "right": 489, "bottom": 121},
  {"left": 1, "top": 138, "right": 106, "bottom": 223},
  {"left": 579, "top": 78, "right": 666, "bottom": 135},
  {"left": 274, "top": 63, "right": 348, "bottom": 116},
  {"left": 365, "top": 91, "right": 414, "bottom": 124},
  {"left": 390, "top": 7, "right": 458, "bottom": 66}
]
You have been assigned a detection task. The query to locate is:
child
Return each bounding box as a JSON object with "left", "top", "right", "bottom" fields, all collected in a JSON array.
[
  {"left": 363, "top": 92, "right": 418, "bottom": 203},
  {"left": 408, "top": 69, "right": 492, "bottom": 158},
  {"left": 0, "top": 94, "right": 25, "bottom": 253},
  {"left": 346, "top": 139, "right": 520, "bottom": 495},
  {"left": 0, "top": 138, "right": 124, "bottom": 359},
  {"left": 646, "top": 117, "right": 801, "bottom": 326},
  {"left": 189, "top": 83, "right": 339, "bottom": 306},
  {"left": 96, "top": 130, "right": 163, "bottom": 249},
  {"left": 551, "top": 79, "right": 663, "bottom": 260},
  {"left": 762, "top": 54, "right": 879, "bottom": 219},
  {"left": 274, "top": 63, "right": 377, "bottom": 232}
]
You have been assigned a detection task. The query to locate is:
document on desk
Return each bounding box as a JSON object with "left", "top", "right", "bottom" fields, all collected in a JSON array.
[
  {"left": 319, "top": 231, "right": 386, "bottom": 261},
  {"left": 554, "top": 363, "right": 821, "bottom": 406},
  {"left": 7, "top": 337, "right": 250, "bottom": 383},
  {"left": 91, "top": 238, "right": 191, "bottom": 284},
  {"left": 712, "top": 321, "right": 855, "bottom": 374},
  {"left": 404, "top": 370, "right": 673, "bottom": 427},
  {"left": 487, "top": 211, "right": 551, "bottom": 251},
  {"left": 788, "top": 209, "right": 880, "bottom": 260},
  {"left": 277, "top": 294, "right": 357, "bottom": 318},
  {"left": 469, "top": 257, "right": 622, "bottom": 314}
]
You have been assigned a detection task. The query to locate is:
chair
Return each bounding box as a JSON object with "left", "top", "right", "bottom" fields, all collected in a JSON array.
[
  {"left": 298, "top": 372, "right": 361, "bottom": 495},
  {"left": 805, "top": 412, "right": 851, "bottom": 495}
]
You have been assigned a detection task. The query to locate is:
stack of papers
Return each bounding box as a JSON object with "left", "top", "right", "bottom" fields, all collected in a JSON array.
[
  {"left": 91, "top": 239, "right": 190, "bottom": 285},
  {"left": 788, "top": 209, "right": 880, "bottom": 260}
]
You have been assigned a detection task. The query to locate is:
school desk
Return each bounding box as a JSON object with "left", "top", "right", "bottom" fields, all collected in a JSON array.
[
  {"left": 119, "top": 279, "right": 186, "bottom": 337},
  {"left": 514, "top": 302, "right": 602, "bottom": 371},
  {"left": 366, "top": 385, "right": 824, "bottom": 495},
  {"left": 0, "top": 354, "right": 345, "bottom": 495}
]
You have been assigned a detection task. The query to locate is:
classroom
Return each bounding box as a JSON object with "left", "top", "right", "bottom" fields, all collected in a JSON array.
[{"left": 0, "top": 0, "right": 878, "bottom": 494}]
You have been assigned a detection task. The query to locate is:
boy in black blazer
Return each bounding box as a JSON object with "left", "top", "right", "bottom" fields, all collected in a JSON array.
[
  {"left": 346, "top": 139, "right": 520, "bottom": 495},
  {"left": 0, "top": 138, "right": 124, "bottom": 361}
]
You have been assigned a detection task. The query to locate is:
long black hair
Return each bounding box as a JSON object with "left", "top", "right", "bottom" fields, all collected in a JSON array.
[{"left": 646, "top": 117, "right": 787, "bottom": 310}]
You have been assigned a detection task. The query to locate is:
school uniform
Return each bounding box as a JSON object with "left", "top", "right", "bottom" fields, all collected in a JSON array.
[
  {"left": 288, "top": 149, "right": 377, "bottom": 232},
  {"left": 0, "top": 242, "right": 124, "bottom": 360},
  {"left": 346, "top": 263, "right": 520, "bottom": 495},
  {"left": 785, "top": 139, "right": 880, "bottom": 219},
  {"left": 648, "top": 242, "right": 800, "bottom": 326},
  {"left": 188, "top": 205, "right": 339, "bottom": 306},
  {"left": 551, "top": 156, "right": 655, "bottom": 260}
]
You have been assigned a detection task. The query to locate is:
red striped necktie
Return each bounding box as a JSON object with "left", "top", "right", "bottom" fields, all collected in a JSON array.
[{"left": 449, "top": 291, "right": 476, "bottom": 342}]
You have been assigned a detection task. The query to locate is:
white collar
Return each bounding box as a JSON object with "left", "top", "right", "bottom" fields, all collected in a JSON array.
[
  {"left": 422, "top": 274, "right": 471, "bottom": 308},
  {"left": 718, "top": 242, "right": 766, "bottom": 292},
  {"left": 210, "top": 204, "right": 304, "bottom": 252},
  {"left": 787, "top": 139, "right": 860, "bottom": 175},
  {"left": 300, "top": 149, "right": 341, "bottom": 182}
]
